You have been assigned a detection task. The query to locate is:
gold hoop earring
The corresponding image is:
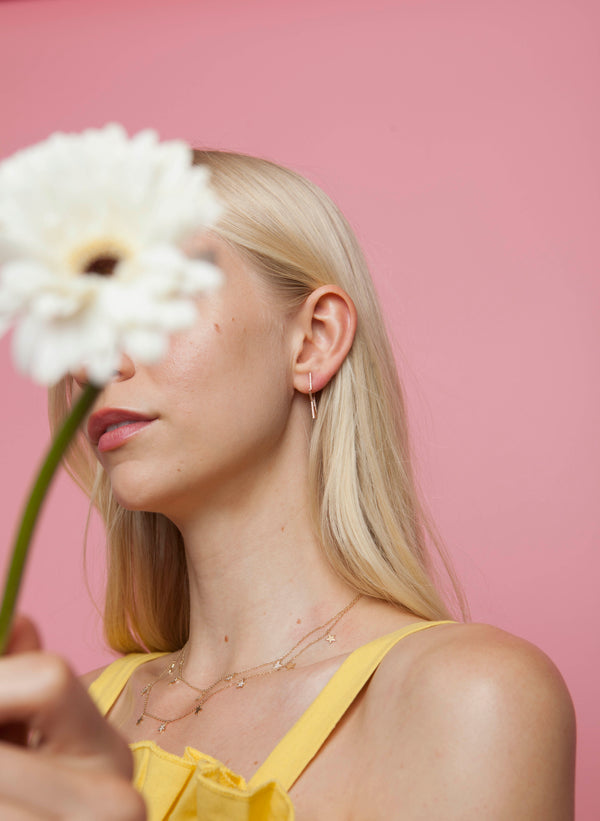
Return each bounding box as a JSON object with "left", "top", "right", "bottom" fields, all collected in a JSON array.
[{"left": 308, "top": 372, "right": 318, "bottom": 421}]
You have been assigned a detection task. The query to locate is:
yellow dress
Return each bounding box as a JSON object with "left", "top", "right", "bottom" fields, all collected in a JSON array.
[{"left": 89, "top": 620, "right": 453, "bottom": 820}]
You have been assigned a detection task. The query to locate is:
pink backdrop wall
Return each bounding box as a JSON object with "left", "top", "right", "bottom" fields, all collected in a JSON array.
[{"left": 0, "top": 0, "right": 597, "bottom": 815}]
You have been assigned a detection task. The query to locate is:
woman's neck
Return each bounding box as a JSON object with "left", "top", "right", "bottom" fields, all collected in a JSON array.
[{"left": 172, "top": 485, "right": 357, "bottom": 685}]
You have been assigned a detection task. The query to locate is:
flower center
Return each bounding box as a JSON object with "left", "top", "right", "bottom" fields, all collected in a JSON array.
[
  {"left": 70, "top": 238, "right": 132, "bottom": 277},
  {"left": 84, "top": 255, "right": 119, "bottom": 276}
]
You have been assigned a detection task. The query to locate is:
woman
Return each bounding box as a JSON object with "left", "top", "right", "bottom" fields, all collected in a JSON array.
[{"left": 0, "top": 152, "right": 575, "bottom": 820}]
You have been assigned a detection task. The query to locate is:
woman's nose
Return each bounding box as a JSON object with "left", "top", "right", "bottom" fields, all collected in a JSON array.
[
  {"left": 71, "top": 353, "right": 136, "bottom": 387},
  {"left": 113, "top": 353, "right": 136, "bottom": 381}
]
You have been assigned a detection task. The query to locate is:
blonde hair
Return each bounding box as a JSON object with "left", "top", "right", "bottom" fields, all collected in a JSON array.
[{"left": 49, "top": 151, "right": 467, "bottom": 653}]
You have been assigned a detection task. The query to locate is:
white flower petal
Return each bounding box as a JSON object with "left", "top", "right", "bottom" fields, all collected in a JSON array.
[
  {"left": 148, "top": 299, "right": 198, "bottom": 331},
  {"left": 0, "top": 125, "right": 223, "bottom": 384},
  {"left": 84, "top": 349, "right": 121, "bottom": 386},
  {"left": 123, "top": 328, "right": 169, "bottom": 364},
  {"left": 11, "top": 315, "right": 39, "bottom": 375},
  {"left": 0, "top": 260, "right": 53, "bottom": 304},
  {"left": 178, "top": 258, "right": 223, "bottom": 294},
  {"left": 0, "top": 314, "right": 12, "bottom": 336},
  {"left": 30, "top": 291, "right": 83, "bottom": 320},
  {"left": 12, "top": 316, "right": 67, "bottom": 385}
]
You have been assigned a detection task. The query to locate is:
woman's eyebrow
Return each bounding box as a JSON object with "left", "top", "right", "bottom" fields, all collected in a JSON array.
[
  {"left": 193, "top": 249, "right": 216, "bottom": 263},
  {"left": 183, "top": 242, "right": 217, "bottom": 263}
]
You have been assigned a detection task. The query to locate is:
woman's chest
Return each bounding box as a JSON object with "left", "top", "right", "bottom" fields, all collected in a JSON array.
[
  {"left": 118, "top": 667, "right": 367, "bottom": 819},
  {"left": 117, "top": 665, "right": 325, "bottom": 756}
]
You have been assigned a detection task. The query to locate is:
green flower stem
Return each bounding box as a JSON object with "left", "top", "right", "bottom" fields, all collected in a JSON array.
[{"left": 0, "top": 383, "right": 100, "bottom": 655}]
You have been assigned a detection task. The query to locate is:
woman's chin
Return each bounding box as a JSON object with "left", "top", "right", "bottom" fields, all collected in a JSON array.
[
  {"left": 109, "top": 482, "right": 185, "bottom": 520},
  {"left": 108, "top": 484, "right": 164, "bottom": 514}
]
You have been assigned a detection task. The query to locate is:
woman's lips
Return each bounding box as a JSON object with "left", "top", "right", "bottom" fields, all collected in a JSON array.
[
  {"left": 88, "top": 409, "right": 157, "bottom": 452},
  {"left": 97, "top": 419, "right": 156, "bottom": 452}
]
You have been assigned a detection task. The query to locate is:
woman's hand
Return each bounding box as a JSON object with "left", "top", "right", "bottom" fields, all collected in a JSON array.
[{"left": 0, "top": 615, "right": 146, "bottom": 820}]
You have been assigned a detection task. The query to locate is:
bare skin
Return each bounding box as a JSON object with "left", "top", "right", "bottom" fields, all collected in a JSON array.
[
  {"left": 0, "top": 238, "right": 575, "bottom": 818},
  {"left": 87, "top": 612, "right": 575, "bottom": 821}
]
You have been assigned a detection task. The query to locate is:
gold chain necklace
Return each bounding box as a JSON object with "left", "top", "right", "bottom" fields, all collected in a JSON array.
[{"left": 136, "top": 594, "right": 362, "bottom": 733}]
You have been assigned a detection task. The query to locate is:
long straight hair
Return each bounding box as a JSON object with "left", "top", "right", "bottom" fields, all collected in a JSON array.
[{"left": 49, "top": 151, "right": 467, "bottom": 653}]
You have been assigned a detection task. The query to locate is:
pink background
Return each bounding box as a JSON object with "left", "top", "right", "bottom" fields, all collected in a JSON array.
[{"left": 0, "top": 0, "right": 598, "bottom": 815}]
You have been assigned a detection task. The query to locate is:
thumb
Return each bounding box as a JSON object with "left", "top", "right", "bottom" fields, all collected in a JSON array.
[
  {"left": 5, "top": 614, "right": 43, "bottom": 655},
  {"left": 0, "top": 616, "right": 42, "bottom": 746}
]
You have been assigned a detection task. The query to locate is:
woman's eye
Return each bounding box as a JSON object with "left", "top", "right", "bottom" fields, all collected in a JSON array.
[{"left": 187, "top": 248, "right": 216, "bottom": 264}]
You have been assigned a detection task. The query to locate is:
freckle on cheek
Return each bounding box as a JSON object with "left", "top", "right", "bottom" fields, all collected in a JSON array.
[
  {"left": 214, "top": 323, "right": 221, "bottom": 333},
  {"left": 224, "top": 635, "right": 229, "bottom": 643}
]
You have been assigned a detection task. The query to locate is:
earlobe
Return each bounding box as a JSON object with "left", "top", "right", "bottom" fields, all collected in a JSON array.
[{"left": 293, "top": 285, "right": 357, "bottom": 397}]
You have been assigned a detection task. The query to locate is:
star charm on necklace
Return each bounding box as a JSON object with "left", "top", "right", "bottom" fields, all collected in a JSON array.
[
  {"left": 236, "top": 679, "right": 246, "bottom": 688},
  {"left": 325, "top": 633, "right": 336, "bottom": 644},
  {"left": 273, "top": 660, "right": 284, "bottom": 670}
]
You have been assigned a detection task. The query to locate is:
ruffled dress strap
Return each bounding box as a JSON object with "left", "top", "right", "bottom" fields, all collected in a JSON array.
[{"left": 248, "top": 619, "right": 454, "bottom": 792}]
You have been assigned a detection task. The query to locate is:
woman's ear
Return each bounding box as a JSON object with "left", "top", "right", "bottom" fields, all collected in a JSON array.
[{"left": 292, "top": 284, "right": 357, "bottom": 395}]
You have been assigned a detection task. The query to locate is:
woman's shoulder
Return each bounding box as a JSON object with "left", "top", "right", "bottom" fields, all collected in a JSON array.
[
  {"left": 80, "top": 665, "right": 109, "bottom": 689},
  {"left": 368, "top": 620, "right": 575, "bottom": 733},
  {"left": 381, "top": 619, "right": 570, "bottom": 685},
  {"left": 355, "top": 621, "right": 575, "bottom": 818},
  {"left": 79, "top": 651, "right": 164, "bottom": 690}
]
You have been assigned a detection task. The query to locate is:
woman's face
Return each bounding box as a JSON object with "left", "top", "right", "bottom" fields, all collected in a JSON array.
[{"left": 85, "top": 237, "right": 300, "bottom": 519}]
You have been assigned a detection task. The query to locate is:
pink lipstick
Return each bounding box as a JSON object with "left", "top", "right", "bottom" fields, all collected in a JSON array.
[{"left": 88, "top": 409, "right": 157, "bottom": 453}]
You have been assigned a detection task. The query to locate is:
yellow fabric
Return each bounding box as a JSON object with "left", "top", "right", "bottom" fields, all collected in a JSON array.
[{"left": 89, "top": 620, "right": 453, "bottom": 820}]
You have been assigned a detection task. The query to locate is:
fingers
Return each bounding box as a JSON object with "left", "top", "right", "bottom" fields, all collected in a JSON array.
[
  {"left": 0, "top": 628, "right": 145, "bottom": 819},
  {"left": 0, "top": 617, "right": 43, "bottom": 746},
  {"left": 0, "top": 799, "right": 46, "bottom": 821},
  {"left": 4, "top": 616, "right": 42, "bottom": 655},
  {"left": 0, "top": 652, "right": 132, "bottom": 777},
  {"left": 0, "top": 722, "right": 28, "bottom": 748},
  {"left": 0, "top": 741, "right": 146, "bottom": 821}
]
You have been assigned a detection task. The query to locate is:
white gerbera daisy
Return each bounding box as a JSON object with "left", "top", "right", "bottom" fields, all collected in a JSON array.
[{"left": 0, "top": 124, "right": 223, "bottom": 385}]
